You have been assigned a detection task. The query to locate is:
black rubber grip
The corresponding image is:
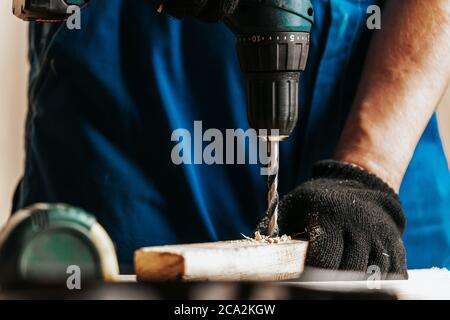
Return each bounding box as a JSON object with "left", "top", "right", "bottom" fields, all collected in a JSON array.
[{"left": 236, "top": 32, "right": 310, "bottom": 138}]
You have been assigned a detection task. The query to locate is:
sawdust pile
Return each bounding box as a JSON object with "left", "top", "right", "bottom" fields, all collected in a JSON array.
[{"left": 242, "top": 231, "right": 292, "bottom": 244}]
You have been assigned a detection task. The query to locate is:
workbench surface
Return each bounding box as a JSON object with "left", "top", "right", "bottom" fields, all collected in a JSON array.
[
  {"left": 289, "top": 268, "right": 450, "bottom": 300},
  {"left": 1, "top": 269, "right": 448, "bottom": 300},
  {"left": 113, "top": 268, "right": 450, "bottom": 300}
]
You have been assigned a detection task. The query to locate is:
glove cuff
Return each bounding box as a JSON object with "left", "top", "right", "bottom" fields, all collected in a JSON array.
[
  {"left": 312, "top": 160, "right": 397, "bottom": 197},
  {"left": 312, "top": 160, "right": 406, "bottom": 232}
]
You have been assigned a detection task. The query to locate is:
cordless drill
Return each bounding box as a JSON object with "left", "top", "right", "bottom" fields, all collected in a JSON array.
[
  {"left": 226, "top": 1, "right": 314, "bottom": 236},
  {"left": 12, "top": 0, "right": 314, "bottom": 236}
]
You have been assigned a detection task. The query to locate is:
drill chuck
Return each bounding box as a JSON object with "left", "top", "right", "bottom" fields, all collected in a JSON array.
[
  {"left": 236, "top": 32, "right": 310, "bottom": 139},
  {"left": 227, "top": 0, "right": 314, "bottom": 140}
]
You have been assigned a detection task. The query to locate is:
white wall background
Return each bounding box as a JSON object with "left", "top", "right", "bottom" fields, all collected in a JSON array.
[
  {"left": 0, "top": 1, "right": 28, "bottom": 226},
  {"left": 438, "top": 90, "right": 450, "bottom": 161},
  {"left": 0, "top": 1, "right": 449, "bottom": 226}
]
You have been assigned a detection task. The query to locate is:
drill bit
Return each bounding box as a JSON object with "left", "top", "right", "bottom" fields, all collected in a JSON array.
[{"left": 266, "top": 140, "right": 280, "bottom": 237}]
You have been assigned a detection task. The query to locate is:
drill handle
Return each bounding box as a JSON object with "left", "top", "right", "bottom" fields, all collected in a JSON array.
[{"left": 12, "top": 0, "right": 90, "bottom": 22}]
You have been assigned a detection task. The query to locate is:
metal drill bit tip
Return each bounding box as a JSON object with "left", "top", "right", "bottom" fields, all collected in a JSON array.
[{"left": 266, "top": 140, "right": 280, "bottom": 237}]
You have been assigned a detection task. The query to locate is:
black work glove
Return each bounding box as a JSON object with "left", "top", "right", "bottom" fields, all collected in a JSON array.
[
  {"left": 257, "top": 160, "right": 408, "bottom": 280},
  {"left": 159, "top": 0, "right": 240, "bottom": 22}
]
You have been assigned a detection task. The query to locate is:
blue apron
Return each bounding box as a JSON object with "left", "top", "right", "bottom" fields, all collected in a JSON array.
[{"left": 15, "top": 0, "right": 450, "bottom": 271}]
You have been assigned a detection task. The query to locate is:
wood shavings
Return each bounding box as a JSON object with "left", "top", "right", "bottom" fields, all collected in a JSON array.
[{"left": 241, "top": 231, "right": 292, "bottom": 244}]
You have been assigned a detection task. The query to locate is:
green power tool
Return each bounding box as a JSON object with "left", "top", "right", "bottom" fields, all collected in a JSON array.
[{"left": 0, "top": 204, "right": 119, "bottom": 286}]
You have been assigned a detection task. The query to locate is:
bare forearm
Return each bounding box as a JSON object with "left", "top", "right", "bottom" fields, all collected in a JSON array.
[{"left": 335, "top": 0, "right": 450, "bottom": 191}]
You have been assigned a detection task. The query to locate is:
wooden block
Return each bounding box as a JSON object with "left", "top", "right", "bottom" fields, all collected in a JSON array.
[{"left": 135, "top": 239, "right": 308, "bottom": 282}]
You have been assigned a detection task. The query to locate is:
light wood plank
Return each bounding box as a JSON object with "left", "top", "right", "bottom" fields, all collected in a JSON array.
[{"left": 135, "top": 239, "right": 308, "bottom": 282}]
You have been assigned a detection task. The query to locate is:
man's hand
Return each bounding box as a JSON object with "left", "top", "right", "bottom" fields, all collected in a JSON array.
[
  {"left": 159, "top": 0, "right": 240, "bottom": 22},
  {"left": 257, "top": 160, "right": 408, "bottom": 280}
]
